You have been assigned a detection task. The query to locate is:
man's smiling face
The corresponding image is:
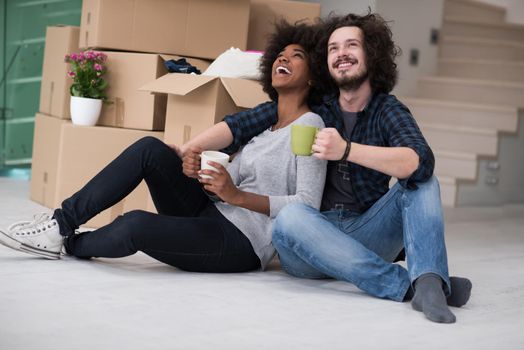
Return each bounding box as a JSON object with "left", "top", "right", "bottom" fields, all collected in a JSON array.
[{"left": 327, "top": 26, "right": 368, "bottom": 91}]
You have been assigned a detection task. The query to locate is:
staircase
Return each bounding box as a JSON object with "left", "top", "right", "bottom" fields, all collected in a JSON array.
[{"left": 407, "top": 0, "right": 523, "bottom": 206}]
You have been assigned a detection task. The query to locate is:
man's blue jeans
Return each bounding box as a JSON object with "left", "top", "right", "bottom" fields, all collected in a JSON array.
[{"left": 272, "top": 176, "right": 450, "bottom": 302}]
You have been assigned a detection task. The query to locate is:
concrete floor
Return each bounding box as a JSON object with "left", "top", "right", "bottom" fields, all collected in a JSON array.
[{"left": 0, "top": 177, "right": 523, "bottom": 349}]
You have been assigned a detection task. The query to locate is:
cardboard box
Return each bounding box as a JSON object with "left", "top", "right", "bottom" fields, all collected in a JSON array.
[
  {"left": 39, "top": 26, "right": 80, "bottom": 119},
  {"left": 140, "top": 73, "right": 269, "bottom": 145},
  {"left": 80, "top": 0, "right": 250, "bottom": 59},
  {"left": 98, "top": 51, "right": 210, "bottom": 131},
  {"left": 30, "top": 113, "right": 163, "bottom": 228},
  {"left": 248, "top": 0, "right": 321, "bottom": 51},
  {"left": 30, "top": 114, "right": 67, "bottom": 206}
]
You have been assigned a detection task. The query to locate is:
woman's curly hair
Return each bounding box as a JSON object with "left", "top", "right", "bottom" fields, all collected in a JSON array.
[
  {"left": 312, "top": 11, "right": 401, "bottom": 95},
  {"left": 259, "top": 20, "right": 323, "bottom": 106}
]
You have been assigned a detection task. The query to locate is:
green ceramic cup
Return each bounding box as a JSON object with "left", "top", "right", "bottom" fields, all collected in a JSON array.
[{"left": 291, "top": 124, "right": 318, "bottom": 156}]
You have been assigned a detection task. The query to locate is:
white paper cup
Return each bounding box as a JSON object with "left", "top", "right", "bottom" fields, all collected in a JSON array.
[{"left": 200, "top": 151, "right": 229, "bottom": 179}]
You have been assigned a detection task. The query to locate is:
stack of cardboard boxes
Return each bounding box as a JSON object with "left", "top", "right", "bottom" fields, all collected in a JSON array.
[{"left": 31, "top": 0, "right": 320, "bottom": 228}]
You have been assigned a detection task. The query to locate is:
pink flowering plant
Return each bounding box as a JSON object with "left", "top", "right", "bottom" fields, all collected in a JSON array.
[{"left": 65, "top": 51, "right": 108, "bottom": 101}]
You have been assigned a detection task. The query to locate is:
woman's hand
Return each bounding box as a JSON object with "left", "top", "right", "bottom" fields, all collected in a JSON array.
[
  {"left": 182, "top": 146, "right": 203, "bottom": 178},
  {"left": 199, "top": 161, "right": 240, "bottom": 204}
]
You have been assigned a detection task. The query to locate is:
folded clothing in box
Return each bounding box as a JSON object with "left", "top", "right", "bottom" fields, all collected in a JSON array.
[{"left": 165, "top": 58, "right": 202, "bottom": 74}]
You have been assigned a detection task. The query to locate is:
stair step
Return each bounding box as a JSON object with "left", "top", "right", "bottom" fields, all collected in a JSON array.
[
  {"left": 419, "top": 122, "right": 498, "bottom": 156},
  {"left": 417, "top": 76, "right": 524, "bottom": 107},
  {"left": 442, "top": 16, "right": 524, "bottom": 42},
  {"left": 438, "top": 175, "right": 457, "bottom": 207},
  {"left": 434, "top": 150, "right": 477, "bottom": 180},
  {"left": 438, "top": 58, "right": 524, "bottom": 83},
  {"left": 402, "top": 96, "right": 518, "bottom": 132},
  {"left": 439, "top": 35, "right": 524, "bottom": 61},
  {"left": 444, "top": 0, "right": 506, "bottom": 24}
]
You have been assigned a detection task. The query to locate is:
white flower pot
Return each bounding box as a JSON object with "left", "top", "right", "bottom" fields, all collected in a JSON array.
[{"left": 70, "top": 96, "right": 102, "bottom": 126}]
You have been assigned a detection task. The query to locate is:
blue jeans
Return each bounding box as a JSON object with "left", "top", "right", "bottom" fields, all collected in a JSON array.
[{"left": 272, "top": 176, "right": 450, "bottom": 302}]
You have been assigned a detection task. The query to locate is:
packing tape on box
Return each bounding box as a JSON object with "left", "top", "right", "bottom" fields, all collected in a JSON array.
[
  {"left": 105, "top": 97, "right": 125, "bottom": 128},
  {"left": 115, "top": 97, "right": 125, "bottom": 127},
  {"left": 42, "top": 172, "right": 48, "bottom": 206},
  {"left": 183, "top": 125, "right": 191, "bottom": 144},
  {"left": 48, "top": 81, "right": 54, "bottom": 114}
]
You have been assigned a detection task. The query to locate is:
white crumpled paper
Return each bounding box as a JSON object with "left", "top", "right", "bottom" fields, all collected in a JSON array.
[{"left": 203, "top": 47, "right": 263, "bottom": 80}]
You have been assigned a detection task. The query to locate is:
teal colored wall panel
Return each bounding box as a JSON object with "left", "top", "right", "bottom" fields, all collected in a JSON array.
[
  {"left": 5, "top": 120, "right": 34, "bottom": 164},
  {"left": 13, "top": 44, "right": 45, "bottom": 78},
  {"left": 1, "top": 0, "right": 81, "bottom": 169},
  {"left": 6, "top": 79, "right": 41, "bottom": 119}
]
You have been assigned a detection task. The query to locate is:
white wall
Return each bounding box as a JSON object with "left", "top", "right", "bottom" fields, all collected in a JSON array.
[
  {"left": 298, "top": 0, "right": 444, "bottom": 97},
  {"left": 376, "top": 0, "right": 444, "bottom": 96},
  {"left": 298, "top": 0, "right": 519, "bottom": 97}
]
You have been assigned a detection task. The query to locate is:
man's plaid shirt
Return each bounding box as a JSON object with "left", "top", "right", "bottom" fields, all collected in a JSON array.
[{"left": 223, "top": 93, "right": 434, "bottom": 213}]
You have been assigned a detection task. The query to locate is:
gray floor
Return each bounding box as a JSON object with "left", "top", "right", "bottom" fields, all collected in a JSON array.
[{"left": 0, "top": 177, "right": 523, "bottom": 350}]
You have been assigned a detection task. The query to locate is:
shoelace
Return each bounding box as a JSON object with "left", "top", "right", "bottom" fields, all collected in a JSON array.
[
  {"left": 7, "top": 213, "right": 51, "bottom": 232},
  {"left": 8, "top": 213, "right": 52, "bottom": 235}
]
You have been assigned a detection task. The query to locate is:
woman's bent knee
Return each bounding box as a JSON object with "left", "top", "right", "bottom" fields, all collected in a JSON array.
[{"left": 135, "top": 136, "right": 164, "bottom": 148}]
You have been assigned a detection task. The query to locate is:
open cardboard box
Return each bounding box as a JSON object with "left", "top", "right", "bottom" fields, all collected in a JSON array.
[
  {"left": 80, "top": 0, "right": 250, "bottom": 59},
  {"left": 140, "top": 73, "right": 269, "bottom": 146},
  {"left": 98, "top": 51, "right": 210, "bottom": 131},
  {"left": 30, "top": 113, "right": 163, "bottom": 228}
]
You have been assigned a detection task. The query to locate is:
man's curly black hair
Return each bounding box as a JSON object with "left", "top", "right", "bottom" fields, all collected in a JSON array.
[
  {"left": 312, "top": 11, "right": 401, "bottom": 95},
  {"left": 259, "top": 20, "right": 323, "bottom": 106}
]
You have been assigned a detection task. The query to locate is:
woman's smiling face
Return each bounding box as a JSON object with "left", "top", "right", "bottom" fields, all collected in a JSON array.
[{"left": 271, "top": 44, "right": 311, "bottom": 92}]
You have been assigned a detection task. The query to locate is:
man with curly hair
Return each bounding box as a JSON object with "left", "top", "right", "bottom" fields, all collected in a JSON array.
[{"left": 182, "top": 13, "right": 472, "bottom": 323}]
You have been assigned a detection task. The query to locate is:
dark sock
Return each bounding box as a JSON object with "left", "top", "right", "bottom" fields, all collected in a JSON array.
[
  {"left": 411, "top": 273, "right": 456, "bottom": 323},
  {"left": 404, "top": 276, "right": 473, "bottom": 308},
  {"left": 447, "top": 276, "right": 472, "bottom": 307}
]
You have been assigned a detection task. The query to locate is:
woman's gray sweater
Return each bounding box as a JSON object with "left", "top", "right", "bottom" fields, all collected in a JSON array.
[{"left": 214, "top": 112, "right": 327, "bottom": 269}]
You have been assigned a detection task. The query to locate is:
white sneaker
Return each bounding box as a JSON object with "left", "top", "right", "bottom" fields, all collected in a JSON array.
[{"left": 0, "top": 213, "right": 63, "bottom": 260}]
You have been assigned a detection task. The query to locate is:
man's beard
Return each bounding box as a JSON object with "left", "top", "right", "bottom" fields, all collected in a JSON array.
[{"left": 334, "top": 69, "right": 369, "bottom": 91}]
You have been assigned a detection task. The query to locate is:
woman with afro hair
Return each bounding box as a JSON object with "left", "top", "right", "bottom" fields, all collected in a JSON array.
[{"left": 1, "top": 20, "right": 327, "bottom": 273}]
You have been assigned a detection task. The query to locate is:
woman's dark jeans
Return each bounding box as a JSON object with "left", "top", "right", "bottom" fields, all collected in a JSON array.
[{"left": 54, "top": 137, "right": 260, "bottom": 272}]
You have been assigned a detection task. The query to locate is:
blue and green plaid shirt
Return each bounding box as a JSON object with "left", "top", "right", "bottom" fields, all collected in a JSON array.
[{"left": 222, "top": 93, "right": 434, "bottom": 213}]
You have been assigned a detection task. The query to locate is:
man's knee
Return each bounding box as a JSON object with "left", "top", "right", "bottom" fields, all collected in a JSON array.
[
  {"left": 415, "top": 175, "right": 440, "bottom": 193},
  {"left": 407, "top": 175, "right": 442, "bottom": 203},
  {"left": 404, "top": 176, "right": 444, "bottom": 222},
  {"left": 273, "top": 203, "right": 315, "bottom": 246},
  {"left": 274, "top": 203, "right": 311, "bottom": 232}
]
